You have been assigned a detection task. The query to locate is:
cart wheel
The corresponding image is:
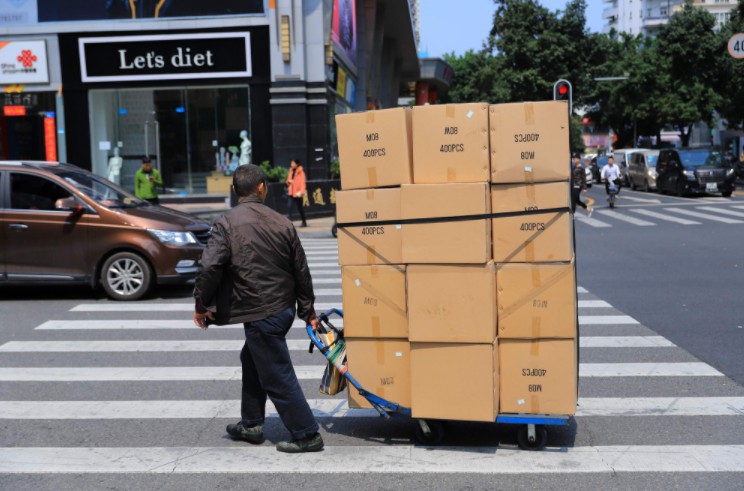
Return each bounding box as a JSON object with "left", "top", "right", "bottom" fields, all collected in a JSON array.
[
  {"left": 517, "top": 424, "right": 548, "bottom": 451},
  {"left": 415, "top": 419, "right": 445, "bottom": 445}
]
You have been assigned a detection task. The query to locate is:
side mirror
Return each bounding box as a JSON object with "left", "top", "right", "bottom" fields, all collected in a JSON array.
[{"left": 55, "top": 197, "right": 84, "bottom": 214}]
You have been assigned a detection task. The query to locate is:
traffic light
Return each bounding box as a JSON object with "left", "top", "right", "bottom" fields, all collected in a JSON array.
[{"left": 553, "top": 79, "right": 572, "bottom": 115}]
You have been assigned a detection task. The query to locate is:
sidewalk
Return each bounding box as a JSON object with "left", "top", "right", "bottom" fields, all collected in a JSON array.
[{"left": 163, "top": 201, "right": 337, "bottom": 240}]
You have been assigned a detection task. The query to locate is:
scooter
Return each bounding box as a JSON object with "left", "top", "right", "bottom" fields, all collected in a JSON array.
[{"left": 608, "top": 180, "right": 619, "bottom": 209}]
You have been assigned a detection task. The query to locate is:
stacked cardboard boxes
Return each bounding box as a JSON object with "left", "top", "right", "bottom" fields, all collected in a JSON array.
[{"left": 335, "top": 101, "right": 578, "bottom": 421}]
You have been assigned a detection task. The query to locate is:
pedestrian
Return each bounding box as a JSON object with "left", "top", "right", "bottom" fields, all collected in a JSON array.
[
  {"left": 601, "top": 156, "right": 622, "bottom": 198},
  {"left": 193, "top": 164, "right": 323, "bottom": 454},
  {"left": 285, "top": 159, "right": 308, "bottom": 227},
  {"left": 571, "top": 153, "right": 593, "bottom": 217},
  {"left": 134, "top": 157, "right": 163, "bottom": 205}
]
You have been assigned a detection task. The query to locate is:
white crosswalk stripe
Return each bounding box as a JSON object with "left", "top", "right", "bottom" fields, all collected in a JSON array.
[
  {"left": 0, "top": 362, "right": 721, "bottom": 381},
  {"left": 0, "top": 335, "right": 664, "bottom": 352},
  {"left": 665, "top": 207, "right": 744, "bottom": 224},
  {"left": 594, "top": 209, "right": 655, "bottom": 226},
  {"left": 2, "top": 445, "right": 743, "bottom": 474},
  {"left": 574, "top": 215, "right": 612, "bottom": 228},
  {"left": 1, "top": 396, "right": 741, "bottom": 419},
  {"left": 1, "top": 237, "right": 741, "bottom": 481},
  {"left": 629, "top": 208, "right": 700, "bottom": 224},
  {"left": 695, "top": 206, "right": 744, "bottom": 219}
]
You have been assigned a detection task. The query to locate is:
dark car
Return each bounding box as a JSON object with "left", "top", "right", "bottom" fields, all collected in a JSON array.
[
  {"left": 655, "top": 148, "right": 736, "bottom": 197},
  {"left": 0, "top": 161, "right": 210, "bottom": 300},
  {"left": 590, "top": 156, "right": 609, "bottom": 182}
]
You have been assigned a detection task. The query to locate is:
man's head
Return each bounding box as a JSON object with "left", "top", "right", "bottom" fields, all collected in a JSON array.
[
  {"left": 572, "top": 153, "right": 581, "bottom": 165},
  {"left": 607, "top": 156, "right": 615, "bottom": 166},
  {"left": 142, "top": 157, "right": 152, "bottom": 172},
  {"left": 233, "top": 164, "right": 267, "bottom": 200}
]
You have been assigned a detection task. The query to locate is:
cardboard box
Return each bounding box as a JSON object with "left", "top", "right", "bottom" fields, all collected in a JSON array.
[
  {"left": 336, "top": 108, "right": 413, "bottom": 190},
  {"left": 407, "top": 263, "right": 498, "bottom": 343},
  {"left": 347, "top": 339, "right": 411, "bottom": 409},
  {"left": 491, "top": 182, "right": 573, "bottom": 263},
  {"left": 499, "top": 339, "right": 577, "bottom": 415},
  {"left": 401, "top": 183, "right": 491, "bottom": 264},
  {"left": 497, "top": 262, "right": 577, "bottom": 339},
  {"left": 341, "top": 265, "right": 407, "bottom": 339},
  {"left": 337, "top": 187, "right": 402, "bottom": 266},
  {"left": 490, "top": 101, "right": 570, "bottom": 184},
  {"left": 411, "top": 342, "right": 498, "bottom": 422},
  {"left": 412, "top": 103, "right": 490, "bottom": 184}
]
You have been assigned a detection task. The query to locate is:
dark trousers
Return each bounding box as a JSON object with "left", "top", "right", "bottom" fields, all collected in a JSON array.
[
  {"left": 287, "top": 196, "right": 307, "bottom": 225},
  {"left": 240, "top": 306, "right": 318, "bottom": 440},
  {"left": 145, "top": 197, "right": 159, "bottom": 205},
  {"left": 571, "top": 188, "right": 587, "bottom": 212}
]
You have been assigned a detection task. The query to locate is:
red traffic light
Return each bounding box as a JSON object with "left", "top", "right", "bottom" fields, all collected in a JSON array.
[{"left": 558, "top": 84, "right": 569, "bottom": 96}]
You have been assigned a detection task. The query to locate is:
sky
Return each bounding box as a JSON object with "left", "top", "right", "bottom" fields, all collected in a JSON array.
[{"left": 419, "top": 0, "right": 604, "bottom": 58}]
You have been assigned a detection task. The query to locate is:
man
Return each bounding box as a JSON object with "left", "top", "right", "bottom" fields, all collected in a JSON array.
[
  {"left": 134, "top": 157, "right": 163, "bottom": 205},
  {"left": 571, "top": 154, "right": 593, "bottom": 217},
  {"left": 193, "top": 164, "right": 323, "bottom": 454},
  {"left": 601, "top": 156, "right": 622, "bottom": 199}
]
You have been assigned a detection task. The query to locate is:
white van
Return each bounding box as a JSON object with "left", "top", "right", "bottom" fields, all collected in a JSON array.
[{"left": 611, "top": 148, "right": 643, "bottom": 186}]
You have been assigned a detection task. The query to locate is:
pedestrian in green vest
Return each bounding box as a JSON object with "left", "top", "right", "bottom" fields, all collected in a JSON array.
[{"left": 134, "top": 157, "right": 163, "bottom": 205}]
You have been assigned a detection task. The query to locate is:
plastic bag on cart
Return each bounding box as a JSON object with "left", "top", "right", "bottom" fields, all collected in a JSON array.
[{"left": 317, "top": 331, "right": 347, "bottom": 395}]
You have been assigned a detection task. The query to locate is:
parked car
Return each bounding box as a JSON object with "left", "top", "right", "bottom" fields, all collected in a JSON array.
[
  {"left": 627, "top": 150, "right": 660, "bottom": 192},
  {"left": 655, "top": 148, "right": 736, "bottom": 197},
  {"left": 590, "top": 156, "right": 609, "bottom": 182},
  {"left": 610, "top": 148, "right": 643, "bottom": 187},
  {"left": 0, "top": 161, "right": 210, "bottom": 300}
]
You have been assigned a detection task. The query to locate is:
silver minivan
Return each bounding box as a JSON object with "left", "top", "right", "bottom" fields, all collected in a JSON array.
[
  {"left": 611, "top": 148, "right": 642, "bottom": 186},
  {"left": 627, "top": 150, "right": 660, "bottom": 192}
]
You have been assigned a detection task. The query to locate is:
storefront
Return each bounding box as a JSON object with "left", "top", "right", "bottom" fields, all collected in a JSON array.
[
  {"left": 0, "top": 35, "right": 64, "bottom": 162},
  {"left": 58, "top": 27, "right": 271, "bottom": 194}
]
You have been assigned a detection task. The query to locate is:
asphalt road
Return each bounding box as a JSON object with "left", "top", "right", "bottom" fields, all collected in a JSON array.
[
  {"left": 1, "top": 189, "right": 744, "bottom": 489},
  {"left": 575, "top": 185, "right": 744, "bottom": 386}
]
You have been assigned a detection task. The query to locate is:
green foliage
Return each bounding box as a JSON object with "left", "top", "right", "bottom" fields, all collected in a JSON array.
[
  {"left": 443, "top": 0, "right": 744, "bottom": 147},
  {"left": 329, "top": 159, "right": 341, "bottom": 179},
  {"left": 259, "top": 160, "right": 289, "bottom": 183}
]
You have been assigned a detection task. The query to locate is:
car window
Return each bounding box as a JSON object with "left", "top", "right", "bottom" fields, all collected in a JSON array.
[
  {"left": 678, "top": 150, "right": 724, "bottom": 167},
  {"left": 52, "top": 169, "right": 145, "bottom": 209},
  {"left": 10, "top": 173, "right": 72, "bottom": 211}
]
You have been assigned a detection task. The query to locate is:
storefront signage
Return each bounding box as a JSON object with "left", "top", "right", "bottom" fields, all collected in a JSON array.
[
  {"left": 79, "top": 32, "right": 252, "bottom": 82},
  {"left": 3, "top": 105, "right": 26, "bottom": 116},
  {"left": 0, "top": 39, "right": 49, "bottom": 84}
]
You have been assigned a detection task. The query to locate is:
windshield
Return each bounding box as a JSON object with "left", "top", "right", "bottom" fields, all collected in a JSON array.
[
  {"left": 646, "top": 155, "right": 658, "bottom": 167},
  {"left": 52, "top": 169, "right": 147, "bottom": 208},
  {"left": 678, "top": 150, "right": 724, "bottom": 167}
]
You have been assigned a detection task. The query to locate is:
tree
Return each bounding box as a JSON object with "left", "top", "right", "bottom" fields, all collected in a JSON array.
[
  {"left": 718, "top": 0, "right": 744, "bottom": 129},
  {"left": 655, "top": 2, "right": 724, "bottom": 146},
  {"left": 442, "top": 50, "right": 507, "bottom": 103}
]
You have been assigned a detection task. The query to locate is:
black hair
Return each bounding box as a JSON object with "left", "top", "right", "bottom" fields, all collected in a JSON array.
[
  {"left": 233, "top": 164, "right": 267, "bottom": 197},
  {"left": 293, "top": 159, "right": 301, "bottom": 166},
  {"left": 142, "top": 157, "right": 151, "bottom": 164}
]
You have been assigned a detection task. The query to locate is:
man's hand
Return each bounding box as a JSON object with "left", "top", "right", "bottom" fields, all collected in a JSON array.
[
  {"left": 309, "top": 317, "right": 320, "bottom": 332},
  {"left": 194, "top": 311, "right": 215, "bottom": 329}
]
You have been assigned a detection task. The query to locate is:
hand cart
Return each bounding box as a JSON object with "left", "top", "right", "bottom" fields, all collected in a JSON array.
[{"left": 307, "top": 308, "right": 570, "bottom": 451}]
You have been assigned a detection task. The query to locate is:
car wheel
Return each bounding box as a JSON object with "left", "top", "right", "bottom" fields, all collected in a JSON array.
[
  {"left": 101, "top": 252, "right": 153, "bottom": 301},
  {"left": 643, "top": 180, "right": 650, "bottom": 193},
  {"left": 676, "top": 182, "right": 686, "bottom": 197},
  {"left": 722, "top": 190, "right": 732, "bottom": 198},
  {"left": 630, "top": 177, "right": 637, "bottom": 190}
]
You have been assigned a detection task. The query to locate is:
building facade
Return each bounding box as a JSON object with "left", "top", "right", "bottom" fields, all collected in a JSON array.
[
  {"left": 0, "top": 0, "right": 418, "bottom": 195},
  {"left": 603, "top": 0, "right": 738, "bottom": 36}
]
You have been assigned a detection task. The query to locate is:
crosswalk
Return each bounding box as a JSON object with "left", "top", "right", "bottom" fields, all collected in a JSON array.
[
  {"left": 1, "top": 237, "right": 744, "bottom": 480},
  {"left": 575, "top": 203, "right": 744, "bottom": 228}
]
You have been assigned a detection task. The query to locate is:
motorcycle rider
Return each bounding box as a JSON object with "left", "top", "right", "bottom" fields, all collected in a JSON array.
[{"left": 601, "top": 156, "right": 622, "bottom": 200}]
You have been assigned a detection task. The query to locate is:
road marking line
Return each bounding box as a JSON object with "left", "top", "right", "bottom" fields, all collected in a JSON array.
[
  {"left": 578, "top": 300, "right": 611, "bottom": 308},
  {"left": 665, "top": 208, "right": 744, "bottom": 224},
  {"left": 2, "top": 396, "right": 741, "bottom": 420},
  {"left": 581, "top": 362, "right": 722, "bottom": 377},
  {"left": 579, "top": 336, "right": 674, "bottom": 348},
  {"left": 579, "top": 315, "right": 639, "bottom": 325},
  {"left": 695, "top": 206, "right": 744, "bottom": 219},
  {"left": 2, "top": 445, "right": 743, "bottom": 474},
  {"left": 312, "top": 278, "right": 342, "bottom": 284},
  {"left": 616, "top": 195, "right": 662, "bottom": 204},
  {"left": 594, "top": 210, "right": 655, "bottom": 226},
  {"left": 0, "top": 363, "right": 719, "bottom": 381},
  {"left": 732, "top": 205, "right": 744, "bottom": 211},
  {"left": 574, "top": 215, "right": 612, "bottom": 228},
  {"left": 577, "top": 286, "right": 588, "bottom": 293},
  {"left": 69, "top": 302, "right": 342, "bottom": 312},
  {"left": 312, "top": 289, "right": 342, "bottom": 296},
  {"left": 34, "top": 319, "right": 345, "bottom": 330},
  {"left": 1, "top": 335, "right": 661, "bottom": 352},
  {"left": 629, "top": 209, "right": 700, "bottom": 225}
]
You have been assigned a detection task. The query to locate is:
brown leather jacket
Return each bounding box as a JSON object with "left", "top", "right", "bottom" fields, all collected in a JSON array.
[{"left": 194, "top": 195, "right": 316, "bottom": 325}]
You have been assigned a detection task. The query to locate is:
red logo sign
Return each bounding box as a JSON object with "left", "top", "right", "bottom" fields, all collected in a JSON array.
[{"left": 17, "top": 50, "right": 37, "bottom": 68}]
